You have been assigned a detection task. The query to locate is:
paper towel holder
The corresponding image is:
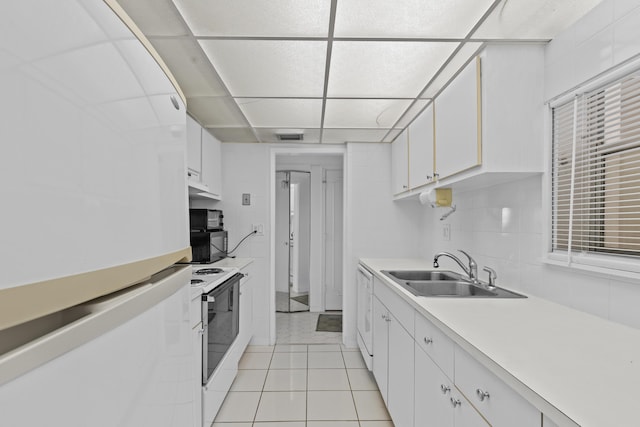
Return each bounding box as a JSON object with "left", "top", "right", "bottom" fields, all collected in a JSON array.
[
  {"left": 419, "top": 188, "right": 456, "bottom": 220},
  {"left": 419, "top": 188, "right": 452, "bottom": 208}
]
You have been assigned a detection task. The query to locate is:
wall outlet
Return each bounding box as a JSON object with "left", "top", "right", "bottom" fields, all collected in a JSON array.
[
  {"left": 251, "top": 224, "right": 263, "bottom": 235},
  {"left": 442, "top": 223, "right": 451, "bottom": 241},
  {"left": 242, "top": 193, "right": 251, "bottom": 205}
]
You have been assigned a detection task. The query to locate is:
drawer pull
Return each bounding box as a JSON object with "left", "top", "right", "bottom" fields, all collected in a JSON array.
[
  {"left": 424, "top": 337, "right": 433, "bottom": 344},
  {"left": 476, "top": 388, "right": 490, "bottom": 401},
  {"left": 440, "top": 384, "right": 450, "bottom": 394},
  {"left": 450, "top": 397, "right": 461, "bottom": 408}
]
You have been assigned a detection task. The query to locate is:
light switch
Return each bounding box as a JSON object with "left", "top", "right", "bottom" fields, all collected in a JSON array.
[{"left": 242, "top": 193, "right": 251, "bottom": 205}]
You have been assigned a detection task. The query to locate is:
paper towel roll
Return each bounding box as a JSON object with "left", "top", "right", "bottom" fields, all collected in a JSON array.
[{"left": 419, "top": 190, "right": 437, "bottom": 206}]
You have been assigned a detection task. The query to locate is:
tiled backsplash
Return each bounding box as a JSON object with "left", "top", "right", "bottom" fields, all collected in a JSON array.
[{"left": 419, "top": 175, "right": 640, "bottom": 330}]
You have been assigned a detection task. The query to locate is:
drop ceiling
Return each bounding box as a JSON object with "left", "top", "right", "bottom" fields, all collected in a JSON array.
[{"left": 117, "top": 0, "right": 601, "bottom": 144}]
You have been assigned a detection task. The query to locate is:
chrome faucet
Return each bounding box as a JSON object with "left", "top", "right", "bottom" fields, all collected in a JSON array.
[{"left": 433, "top": 249, "right": 479, "bottom": 284}]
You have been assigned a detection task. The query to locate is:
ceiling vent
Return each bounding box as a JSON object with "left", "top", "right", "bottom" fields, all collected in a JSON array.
[{"left": 276, "top": 133, "right": 304, "bottom": 141}]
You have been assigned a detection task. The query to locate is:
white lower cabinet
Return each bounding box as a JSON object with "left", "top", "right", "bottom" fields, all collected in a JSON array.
[
  {"left": 415, "top": 339, "right": 488, "bottom": 427},
  {"left": 370, "top": 272, "right": 543, "bottom": 427},
  {"left": 238, "top": 264, "right": 254, "bottom": 352},
  {"left": 454, "top": 346, "right": 540, "bottom": 427},
  {"left": 372, "top": 296, "right": 390, "bottom": 402},
  {"left": 372, "top": 295, "right": 414, "bottom": 427}
]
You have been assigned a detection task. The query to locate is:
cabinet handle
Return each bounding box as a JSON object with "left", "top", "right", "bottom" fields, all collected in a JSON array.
[
  {"left": 402, "top": 185, "right": 408, "bottom": 189},
  {"left": 476, "top": 388, "right": 490, "bottom": 402},
  {"left": 426, "top": 175, "right": 432, "bottom": 180},
  {"left": 440, "top": 384, "right": 450, "bottom": 394},
  {"left": 424, "top": 337, "right": 433, "bottom": 345},
  {"left": 450, "top": 397, "right": 461, "bottom": 408}
]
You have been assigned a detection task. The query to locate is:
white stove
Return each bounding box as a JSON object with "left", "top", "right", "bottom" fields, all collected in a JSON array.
[{"left": 190, "top": 265, "right": 239, "bottom": 298}]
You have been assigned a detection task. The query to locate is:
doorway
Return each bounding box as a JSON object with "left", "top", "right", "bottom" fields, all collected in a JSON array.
[{"left": 275, "top": 171, "right": 311, "bottom": 313}]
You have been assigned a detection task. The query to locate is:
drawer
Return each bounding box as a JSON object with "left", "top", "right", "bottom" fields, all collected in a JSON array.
[
  {"left": 415, "top": 313, "right": 454, "bottom": 380},
  {"left": 455, "top": 346, "right": 540, "bottom": 427},
  {"left": 373, "top": 276, "right": 414, "bottom": 335}
]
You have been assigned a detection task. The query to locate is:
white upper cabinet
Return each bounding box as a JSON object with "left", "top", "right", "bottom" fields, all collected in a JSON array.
[
  {"left": 186, "top": 114, "right": 202, "bottom": 181},
  {"left": 391, "top": 129, "right": 409, "bottom": 195},
  {"left": 435, "top": 57, "right": 481, "bottom": 180},
  {"left": 408, "top": 103, "right": 435, "bottom": 189},
  {"left": 185, "top": 115, "right": 222, "bottom": 200},
  {"left": 201, "top": 129, "right": 222, "bottom": 199},
  {"left": 392, "top": 43, "right": 544, "bottom": 198},
  {"left": 436, "top": 43, "right": 545, "bottom": 189}
]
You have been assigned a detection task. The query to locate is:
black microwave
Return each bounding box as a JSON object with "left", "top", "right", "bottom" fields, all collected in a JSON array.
[
  {"left": 189, "top": 209, "right": 223, "bottom": 231},
  {"left": 190, "top": 230, "right": 227, "bottom": 263}
]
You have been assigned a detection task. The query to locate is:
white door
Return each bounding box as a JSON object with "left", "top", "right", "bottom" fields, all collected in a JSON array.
[
  {"left": 275, "top": 172, "right": 290, "bottom": 295},
  {"left": 324, "top": 169, "right": 343, "bottom": 310}
]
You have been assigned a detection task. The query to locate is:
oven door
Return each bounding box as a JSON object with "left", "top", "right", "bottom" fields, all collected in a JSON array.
[{"left": 201, "top": 273, "right": 242, "bottom": 385}]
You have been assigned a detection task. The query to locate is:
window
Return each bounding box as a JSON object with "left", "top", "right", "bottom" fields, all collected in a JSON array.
[{"left": 551, "top": 70, "right": 640, "bottom": 270}]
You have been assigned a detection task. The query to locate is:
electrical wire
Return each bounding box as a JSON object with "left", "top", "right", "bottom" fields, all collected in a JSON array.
[{"left": 210, "top": 230, "right": 257, "bottom": 256}]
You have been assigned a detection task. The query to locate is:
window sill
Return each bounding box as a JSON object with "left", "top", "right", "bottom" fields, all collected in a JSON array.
[{"left": 544, "top": 253, "right": 640, "bottom": 283}]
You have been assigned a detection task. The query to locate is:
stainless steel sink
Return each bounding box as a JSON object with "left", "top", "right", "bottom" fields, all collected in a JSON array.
[
  {"left": 381, "top": 270, "right": 526, "bottom": 299},
  {"left": 384, "top": 270, "right": 462, "bottom": 282}
]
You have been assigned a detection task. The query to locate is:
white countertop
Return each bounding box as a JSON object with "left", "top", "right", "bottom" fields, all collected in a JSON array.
[
  {"left": 212, "top": 257, "right": 254, "bottom": 270},
  {"left": 360, "top": 258, "right": 640, "bottom": 427}
]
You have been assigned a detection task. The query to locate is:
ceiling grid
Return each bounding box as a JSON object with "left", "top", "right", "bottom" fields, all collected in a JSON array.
[{"left": 117, "top": 0, "right": 603, "bottom": 144}]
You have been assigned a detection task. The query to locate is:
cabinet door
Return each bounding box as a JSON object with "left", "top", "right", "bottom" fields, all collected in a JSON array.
[
  {"left": 372, "top": 296, "right": 389, "bottom": 403},
  {"left": 435, "top": 57, "right": 481, "bottom": 180},
  {"left": 186, "top": 115, "right": 202, "bottom": 178},
  {"left": 454, "top": 389, "right": 490, "bottom": 427},
  {"left": 409, "top": 103, "right": 435, "bottom": 188},
  {"left": 201, "top": 129, "right": 222, "bottom": 198},
  {"left": 239, "top": 279, "right": 253, "bottom": 351},
  {"left": 391, "top": 129, "right": 409, "bottom": 195},
  {"left": 387, "top": 313, "right": 414, "bottom": 427},
  {"left": 415, "top": 344, "right": 454, "bottom": 427}
]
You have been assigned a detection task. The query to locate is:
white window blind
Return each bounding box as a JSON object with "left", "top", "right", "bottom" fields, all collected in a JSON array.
[{"left": 552, "top": 71, "right": 640, "bottom": 264}]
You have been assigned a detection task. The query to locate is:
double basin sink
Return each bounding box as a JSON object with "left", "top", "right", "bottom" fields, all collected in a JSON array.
[{"left": 381, "top": 270, "right": 525, "bottom": 299}]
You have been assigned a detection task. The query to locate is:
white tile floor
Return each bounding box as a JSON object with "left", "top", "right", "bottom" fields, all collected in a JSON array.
[
  {"left": 276, "top": 312, "right": 342, "bottom": 344},
  {"left": 213, "top": 344, "right": 394, "bottom": 427}
]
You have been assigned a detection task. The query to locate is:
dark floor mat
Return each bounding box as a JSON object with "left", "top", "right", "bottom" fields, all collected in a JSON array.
[
  {"left": 290, "top": 294, "right": 309, "bottom": 306},
  {"left": 316, "top": 314, "right": 342, "bottom": 332}
]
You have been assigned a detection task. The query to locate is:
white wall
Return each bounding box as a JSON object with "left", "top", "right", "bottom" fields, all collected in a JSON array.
[
  {"left": 416, "top": 0, "right": 640, "bottom": 330},
  {"left": 344, "top": 143, "right": 426, "bottom": 346},
  {"left": 220, "top": 143, "right": 425, "bottom": 345},
  {"left": 220, "top": 143, "right": 271, "bottom": 344}
]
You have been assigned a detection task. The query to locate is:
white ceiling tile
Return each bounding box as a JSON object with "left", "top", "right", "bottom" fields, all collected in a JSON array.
[
  {"left": 473, "top": 0, "right": 602, "bottom": 39},
  {"left": 321, "top": 128, "right": 390, "bottom": 143},
  {"left": 328, "top": 41, "right": 459, "bottom": 97},
  {"left": 199, "top": 40, "right": 327, "bottom": 97},
  {"left": 117, "top": 0, "right": 190, "bottom": 36},
  {"left": 256, "top": 128, "right": 321, "bottom": 143},
  {"left": 150, "top": 37, "right": 228, "bottom": 97},
  {"left": 207, "top": 127, "right": 258, "bottom": 143},
  {"left": 324, "top": 99, "right": 413, "bottom": 128},
  {"left": 421, "top": 42, "right": 484, "bottom": 98},
  {"left": 188, "top": 97, "right": 249, "bottom": 127},
  {"left": 394, "top": 99, "right": 431, "bottom": 128},
  {"left": 237, "top": 98, "right": 323, "bottom": 128},
  {"left": 334, "top": 0, "right": 495, "bottom": 38},
  {"left": 172, "top": 0, "right": 331, "bottom": 37}
]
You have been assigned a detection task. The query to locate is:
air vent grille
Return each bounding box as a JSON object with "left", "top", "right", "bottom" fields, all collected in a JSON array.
[{"left": 276, "top": 133, "right": 304, "bottom": 141}]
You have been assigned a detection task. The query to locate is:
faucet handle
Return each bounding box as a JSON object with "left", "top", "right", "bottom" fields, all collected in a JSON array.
[{"left": 483, "top": 267, "right": 497, "bottom": 288}]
